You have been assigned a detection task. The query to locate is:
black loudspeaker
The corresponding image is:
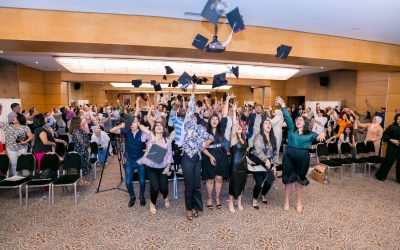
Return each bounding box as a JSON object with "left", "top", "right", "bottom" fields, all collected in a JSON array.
[
  {"left": 74, "top": 82, "right": 81, "bottom": 90},
  {"left": 319, "top": 76, "right": 329, "bottom": 87}
]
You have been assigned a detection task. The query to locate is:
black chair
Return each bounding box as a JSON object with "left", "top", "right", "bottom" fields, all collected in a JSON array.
[
  {"left": 89, "top": 142, "right": 99, "bottom": 180},
  {"left": 316, "top": 143, "right": 342, "bottom": 183},
  {"left": 55, "top": 142, "right": 66, "bottom": 159},
  {"left": 51, "top": 152, "right": 82, "bottom": 204},
  {"left": 329, "top": 142, "right": 356, "bottom": 176},
  {"left": 57, "top": 134, "right": 69, "bottom": 144},
  {"left": 25, "top": 153, "right": 60, "bottom": 206},
  {"left": 0, "top": 154, "right": 10, "bottom": 181},
  {"left": 356, "top": 142, "right": 384, "bottom": 176},
  {"left": 0, "top": 154, "right": 35, "bottom": 205}
]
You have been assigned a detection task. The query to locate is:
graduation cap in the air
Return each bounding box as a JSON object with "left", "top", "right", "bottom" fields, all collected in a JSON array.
[
  {"left": 160, "top": 93, "right": 164, "bottom": 97},
  {"left": 276, "top": 45, "right": 292, "bottom": 59},
  {"left": 178, "top": 71, "right": 192, "bottom": 90},
  {"left": 153, "top": 84, "right": 162, "bottom": 92},
  {"left": 202, "top": 77, "right": 208, "bottom": 83},
  {"left": 192, "top": 74, "right": 203, "bottom": 85},
  {"left": 151, "top": 80, "right": 157, "bottom": 85},
  {"left": 226, "top": 7, "right": 245, "bottom": 33},
  {"left": 231, "top": 66, "right": 239, "bottom": 78},
  {"left": 177, "top": 94, "right": 183, "bottom": 100},
  {"left": 192, "top": 34, "right": 209, "bottom": 50},
  {"left": 165, "top": 66, "right": 174, "bottom": 75},
  {"left": 212, "top": 72, "right": 228, "bottom": 88},
  {"left": 172, "top": 80, "right": 179, "bottom": 88},
  {"left": 132, "top": 79, "right": 142, "bottom": 88},
  {"left": 163, "top": 75, "right": 167, "bottom": 80},
  {"left": 201, "top": 0, "right": 225, "bottom": 26},
  {"left": 168, "top": 83, "right": 172, "bottom": 88}
]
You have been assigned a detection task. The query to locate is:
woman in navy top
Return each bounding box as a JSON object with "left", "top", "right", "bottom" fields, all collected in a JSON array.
[{"left": 275, "top": 96, "right": 325, "bottom": 213}]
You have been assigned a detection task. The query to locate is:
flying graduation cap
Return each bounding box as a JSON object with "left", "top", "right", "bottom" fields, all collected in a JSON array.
[
  {"left": 132, "top": 79, "right": 142, "bottom": 88},
  {"left": 212, "top": 72, "right": 228, "bottom": 88},
  {"left": 153, "top": 83, "right": 162, "bottom": 92},
  {"left": 163, "top": 75, "right": 167, "bottom": 80},
  {"left": 172, "top": 80, "right": 179, "bottom": 88},
  {"left": 178, "top": 71, "right": 192, "bottom": 90},
  {"left": 226, "top": 7, "right": 245, "bottom": 33},
  {"left": 231, "top": 66, "right": 239, "bottom": 78},
  {"left": 276, "top": 45, "right": 292, "bottom": 59},
  {"left": 192, "top": 34, "right": 209, "bottom": 50},
  {"left": 201, "top": 0, "right": 225, "bottom": 26},
  {"left": 165, "top": 66, "right": 174, "bottom": 74},
  {"left": 139, "top": 93, "right": 147, "bottom": 101},
  {"left": 151, "top": 80, "right": 157, "bottom": 85}
]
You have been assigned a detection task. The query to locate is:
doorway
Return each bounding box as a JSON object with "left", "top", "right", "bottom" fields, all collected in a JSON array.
[{"left": 287, "top": 96, "right": 305, "bottom": 108}]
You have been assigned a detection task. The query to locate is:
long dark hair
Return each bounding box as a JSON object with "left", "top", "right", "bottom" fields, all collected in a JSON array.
[
  {"left": 16, "top": 113, "right": 27, "bottom": 126},
  {"left": 32, "top": 113, "right": 46, "bottom": 129},
  {"left": 259, "top": 119, "right": 277, "bottom": 151},
  {"left": 343, "top": 127, "right": 354, "bottom": 143},
  {"left": 207, "top": 114, "right": 224, "bottom": 142},
  {"left": 294, "top": 116, "right": 312, "bottom": 135}
]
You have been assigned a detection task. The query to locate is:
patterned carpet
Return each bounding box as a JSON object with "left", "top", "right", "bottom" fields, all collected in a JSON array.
[{"left": 0, "top": 156, "right": 400, "bottom": 250}]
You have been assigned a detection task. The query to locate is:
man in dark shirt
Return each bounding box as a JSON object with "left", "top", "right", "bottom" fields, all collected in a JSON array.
[{"left": 110, "top": 116, "right": 146, "bottom": 207}]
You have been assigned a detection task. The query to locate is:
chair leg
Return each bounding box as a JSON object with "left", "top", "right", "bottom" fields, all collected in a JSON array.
[
  {"left": 368, "top": 163, "right": 371, "bottom": 176},
  {"left": 48, "top": 185, "right": 51, "bottom": 207},
  {"left": 74, "top": 183, "right": 77, "bottom": 203},
  {"left": 52, "top": 185, "right": 55, "bottom": 205},
  {"left": 327, "top": 167, "right": 331, "bottom": 184},
  {"left": 19, "top": 186, "right": 22, "bottom": 206},
  {"left": 25, "top": 185, "right": 28, "bottom": 206},
  {"left": 351, "top": 164, "right": 355, "bottom": 177}
]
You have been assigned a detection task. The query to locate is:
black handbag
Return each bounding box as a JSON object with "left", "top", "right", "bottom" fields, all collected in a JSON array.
[
  {"left": 262, "top": 168, "right": 276, "bottom": 186},
  {"left": 145, "top": 143, "right": 167, "bottom": 164}
]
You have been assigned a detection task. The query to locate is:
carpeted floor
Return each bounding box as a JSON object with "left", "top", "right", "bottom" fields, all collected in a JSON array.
[{"left": 1, "top": 156, "right": 400, "bottom": 250}]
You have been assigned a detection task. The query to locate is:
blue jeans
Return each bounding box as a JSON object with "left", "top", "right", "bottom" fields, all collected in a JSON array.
[
  {"left": 98, "top": 148, "right": 108, "bottom": 165},
  {"left": 125, "top": 160, "right": 146, "bottom": 198}
]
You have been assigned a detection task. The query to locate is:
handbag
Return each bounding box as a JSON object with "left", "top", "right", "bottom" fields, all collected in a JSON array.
[
  {"left": 309, "top": 164, "right": 326, "bottom": 183},
  {"left": 262, "top": 168, "right": 276, "bottom": 187},
  {"left": 145, "top": 143, "right": 167, "bottom": 164}
]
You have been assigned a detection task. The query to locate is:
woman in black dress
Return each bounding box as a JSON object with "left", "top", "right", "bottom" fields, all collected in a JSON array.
[
  {"left": 228, "top": 103, "right": 251, "bottom": 213},
  {"left": 202, "top": 94, "right": 233, "bottom": 209}
]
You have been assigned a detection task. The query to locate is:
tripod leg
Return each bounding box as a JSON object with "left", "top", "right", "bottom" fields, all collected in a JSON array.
[{"left": 96, "top": 140, "right": 112, "bottom": 193}]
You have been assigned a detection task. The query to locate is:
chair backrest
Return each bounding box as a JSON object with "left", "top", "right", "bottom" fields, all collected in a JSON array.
[
  {"left": 327, "top": 142, "right": 339, "bottom": 155},
  {"left": 57, "top": 134, "right": 69, "bottom": 144},
  {"left": 0, "top": 154, "right": 10, "bottom": 172},
  {"left": 41, "top": 153, "right": 60, "bottom": 171},
  {"left": 16, "top": 153, "right": 35, "bottom": 172},
  {"left": 55, "top": 142, "right": 66, "bottom": 158},
  {"left": 316, "top": 143, "right": 329, "bottom": 157},
  {"left": 90, "top": 142, "right": 99, "bottom": 154},
  {"left": 67, "top": 142, "right": 75, "bottom": 152},
  {"left": 63, "top": 152, "right": 82, "bottom": 170},
  {"left": 340, "top": 142, "right": 352, "bottom": 156}
]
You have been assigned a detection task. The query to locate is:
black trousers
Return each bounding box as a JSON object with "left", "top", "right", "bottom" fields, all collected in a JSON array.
[
  {"left": 145, "top": 166, "right": 169, "bottom": 205},
  {"left": 181, "top": 153, "right": 203, "bottom": 211},
  {"left": 249, "top": 153, "right": 272, "bottom": 199},
  {"left": 375, "top": 144, "right": 400, "bottom": 182}
]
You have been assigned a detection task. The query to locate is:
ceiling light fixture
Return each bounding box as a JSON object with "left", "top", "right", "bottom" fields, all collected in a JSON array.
[
  {"left": 55, "top": 57, "right": 300, "bottom": 81},
  {"left": 0, "top": 50, "right": 3, "bottom": 54},
  {"left": 110, "top": 82, "right": 231, "bottom": 90},
  {"left": 35, "top": 61, "right": 39, "bottom": 64}
]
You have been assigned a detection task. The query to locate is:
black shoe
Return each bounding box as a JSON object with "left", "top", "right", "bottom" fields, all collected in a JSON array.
[
  {"left": 128, "top": 197, "right": 136, "bottom": 207},
  {"left": 140, "top": 196, "right": 146, "bottom": 206},
  {"left": 375, "top": 176, "right": 385, "bottom": 181}
]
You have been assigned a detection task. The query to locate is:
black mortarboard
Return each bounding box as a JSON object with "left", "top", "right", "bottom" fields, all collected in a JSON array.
[
  {"left": 226, "top": 7, "right": 245, "bottom": 33},
  {"left": 132, "top": 79, "right": 142, "bottom": 88},
  {"left": 276, "top": 45, "right": 292, "bottom": 59},
  {"left": 178, "top": 71, "right": 192, "bottom": 90},
  {"left": 139, "top": 93, "right": 147, "bottom": 101},
  {"left": 207, "top": 94, "right": 212, "bottom": 98},
  {"left": 212, "top": 72, "right": 228, "bottom": 88},
  {"left": 163, "top": 75, "right": 167, "bottom": 80},
  {"left": 172, "top": 80, "right": 179, "bottom": 88},
  {"left": 192, "top": 34, "right": 209, "bottom": 50},
  {"left": 231, "top": 66, "right": 239, "bottom": 78},
  {"left": 160, "top": 93, "right": 164, "bottom": 97},
  {"left": 168, "top": 83, "right": 172, "bottom": 87},
  {"left": 201, "top": 0, "right": 224, "bottom": 26},
  {"left": 153, "top": 84, "right": 162, "bottom": 92},
  {"left": 192, "top": 74, "right": 202, "bottom": 85},
  {"left": 202, "top": 77, "right": 208, "bottom": 83},
  {"left": 177, "top": 94, "right": 182, "bottom": 100},
  {"left": 151, "top": 80, "right": 157, "bottom": 85},
  {"left": 165, "top": 66, "right": 174, "bottom": 75}
]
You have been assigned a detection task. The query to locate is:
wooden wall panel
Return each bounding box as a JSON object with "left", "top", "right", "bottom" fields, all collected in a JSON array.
[
  {"left": 285, "top": 76, "right": 307, "bottom": 97},
  {"left": 0, "top": 61, "right": 19, "bottom": 99},
  {"left": 355, "top": 71, "right": 389, "bottom": 114},
  {"left": 17, "top": 65, "right": 45, "bottom": 112}
]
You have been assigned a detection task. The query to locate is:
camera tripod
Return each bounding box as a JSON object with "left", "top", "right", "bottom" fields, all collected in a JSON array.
[{"left": 96, "top": 133, "right": 127, "bottom": 193}]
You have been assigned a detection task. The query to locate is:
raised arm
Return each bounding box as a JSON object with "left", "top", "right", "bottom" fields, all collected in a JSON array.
[
  {"left": 275, "top": 96, "right": 294, "bottom": 131},
  {"left": 134, "top": 96, "right": 141, "bottom": 117},
  {"left": 110, "top": 122, "right": 125, "bottom": 134},
  {"left": 365, "top": 98, "right": 376, "bottom": 114},
  {"left": 222, "top": 94, "right": 233, "bottom": 117},
  {"left": 230, "top": 103, "right": 238, "bottom": 146}
]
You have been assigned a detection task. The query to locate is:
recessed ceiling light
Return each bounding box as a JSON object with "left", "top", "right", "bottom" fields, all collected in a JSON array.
[
  {"left": 35, "top": 61, "right": 39, "bottom": 64},
  {"left": 58, "top": 68, "right": 61, "bottom": 71},
  {"left": 0, "top": 50, "right": 3, "bottom": 54},
  {"left": 320, "top": 66, "right": 324, "bottom": 69}
]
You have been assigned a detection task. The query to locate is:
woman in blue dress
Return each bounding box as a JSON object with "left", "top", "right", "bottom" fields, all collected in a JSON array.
[{"left": 275, "top": 97, "right": 325, "bottom": 213}]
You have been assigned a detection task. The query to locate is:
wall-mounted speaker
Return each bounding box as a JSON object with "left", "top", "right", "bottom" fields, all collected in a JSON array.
[
  {"left": 319, "top": 76, "right": 329, "bottom": 87},
  {"left": 74, "top": 82, "right": 81, "bottom": 90}
]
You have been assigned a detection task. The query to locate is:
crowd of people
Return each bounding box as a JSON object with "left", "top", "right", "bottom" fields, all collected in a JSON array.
[{"left": 0, "top": 84, "right": 399, "bottom": 219}]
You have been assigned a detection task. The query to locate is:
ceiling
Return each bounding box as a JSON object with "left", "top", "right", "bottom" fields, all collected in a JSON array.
[{"left": 1, "top": 0, "right": 399, "bottom": 45}]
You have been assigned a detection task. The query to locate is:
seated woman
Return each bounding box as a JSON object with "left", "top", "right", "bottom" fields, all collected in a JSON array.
[
  {"left": 325, "top": 125, "right": 337, "bottom": 154},
  {"left": 249, "top": 119, "right": 279, "bottom": 209},
  {"left": 338, "top": 127, "right": 356, "bottom": 157}
]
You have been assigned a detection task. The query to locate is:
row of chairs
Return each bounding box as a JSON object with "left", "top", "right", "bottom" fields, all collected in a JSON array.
[
  {"left": 0, "top": 152, "right": 83, "bottom": 206},
  {"left": 316, "top": 141, "right": 384, "bottom": 183}
]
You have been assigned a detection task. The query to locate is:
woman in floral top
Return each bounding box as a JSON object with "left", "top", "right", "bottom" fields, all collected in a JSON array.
[
  {"left": 182, "top": 83, "right": 214, "bottom": 220},
  {"left": 69, "top": 116, "right": 90, "bottom": 179},
  {"left": 0, "top": 104, "right": 33, "bottom": 176}
]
